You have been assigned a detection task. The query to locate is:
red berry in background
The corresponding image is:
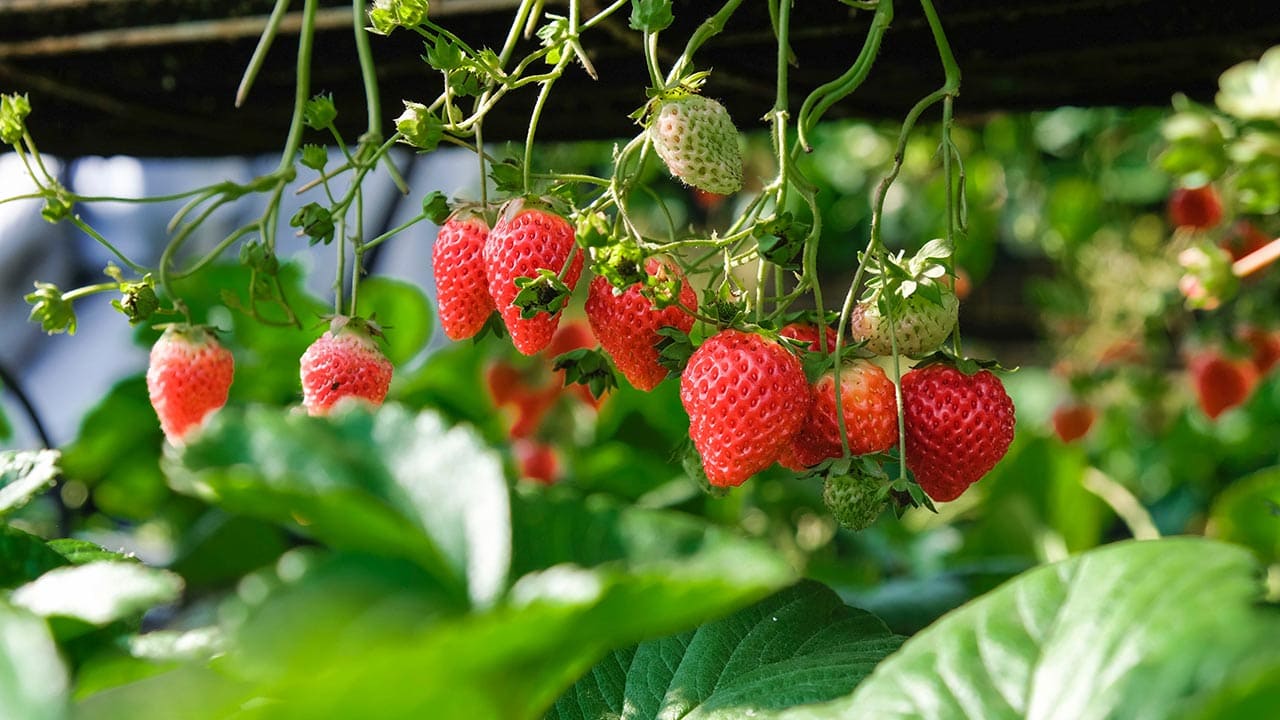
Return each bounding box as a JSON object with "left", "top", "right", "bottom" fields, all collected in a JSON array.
[
  {"left": 483, "top": 201, "right": 582, "bottom": 355},
  {"left": 901, "top": 364, "right": 1015, "bottom": 503},
  {"left": 1220, "top": 221, "right": 1271, "bottom": 262},
  {"left": 680, "top": 329, "right": 810, "bottom": 487},
  {"left": 941, "top": 268, "right": 973, "bottom": 301},
  {"left": 508, "top": 385, "right": 559, "bottom": 439},
  {"left": 1168, "top": 186, "right": 1223, "bottom": 230},
  {"left": 1240, "top": 327, "right": 1280, "bottom": 376},
  {"left": 485, "top": 361, "right": 524, "bottom": 407},
  {"left": 586, "top": 260, "right": 696, "bottom": 391},
  {"left": 779, "top": 360, "right": 897, "bottom": 471},
  {"left": 146, "top": 326, "right": 234, "bottom": 445},
  {"left": 300, "top": 317, "right": 394, "bottom": 416},
  {"left": 1188, "top": 350, "right": 1258, "bottom": 420},
  {"left": 514, "top": 439, "right": 560, "bottom": 485},
  {"left": 432, "top": 211, "right": 493, "bottom": 341},
  {"left": 779, "top": 322, "right": 837, "bottom": 353},
  {"left": 1051, "top": 400, "right": 1096, "bottom": 443}
]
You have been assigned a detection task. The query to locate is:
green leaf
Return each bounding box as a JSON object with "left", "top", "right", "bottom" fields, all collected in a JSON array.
[
  {"left": 0, "top": 600, "right": 68, "bottom": 720},
  {"left": 1209, "top": 465, "right": 1280, "bottom": 563},
  {"left": 166, "top": 404, "right": 510, "bottom": 606},
  {"left": 629, "top": 0, "right": 674, "bottom": 33},
  {"left": 0, "top": 449, "right": 60, "bottom": 517},
  {"left": 354, "top": 276, "right": 434, "bottom": 367},
  {"left": 11, "top": 561, "right": 182, "bottom": 627},
  {"left": 548, "top": 580, "right": 903, "bottom": 719},
  {"left": 423, "top": 33, "right": 465, "bottom": 71},
  {"left": 782, "top": 539, "right": 1277, "bottom": 720},
  {"left": 0, "top": 525, "right": 69, "bottom": 588},
  {"left": 47, "top": 539, "right": 136, "bottom": 566}
]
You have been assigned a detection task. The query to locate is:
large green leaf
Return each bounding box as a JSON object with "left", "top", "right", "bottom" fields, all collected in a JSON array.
[
  {"left": 778, "top": 538, "right": 1276, "bottom": 720},
  {"left": 11, "top": 561, "right": 182, "bottom": 628},
  {"left": 0, "top": 449, "right": 60, "bottom": 516},
  {"left": 77, "top": 498, "right": 794, "bottom": 720},
  {"left": 1210, "top": 465, "right": 1280, "bottom": 563},
  {"left": 548, "top": 580, "right": 903, "bottom": 720},
  {"left": 166, "top": 403, "right": 510, "bottom": 606},
  {"left": 0, "top": 600, "right": 69, "bottom": 720}
]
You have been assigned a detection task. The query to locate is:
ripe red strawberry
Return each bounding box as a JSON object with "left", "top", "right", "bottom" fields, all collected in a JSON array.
[
  {"left": 484, "top": 201, "right": 583, "bottom": 355},
  {"left": 508, "top": 385, "right": 560, "bottom": 439},
  {"left": 433, "top": 211, "right": 493, "bottom": 341},
  {"left": 679, "top": 329, "right": 809, "bottom": 487},
  {"left": 514, "top": 439, "right": 559, "bottom": 485},
  {"left": 1188, "top": 350, "right": 1258, "bottom": 420},
  {"left": 779, "top": 322, "right": 837, "bottom": 353},
  {"left": 902, "top": 364, "right": 1015, "bottom": 502},
  {"left": 146, "top": 326, "right": 234, "bottom": 445},
  {"left": 586, "top": 260, "right": 696, "bottom": 391},
  {"left": 851, "top": 290, "right": 958, "bottom": 357},
  {"left": 485, "top": 361, "right": 524, "bottom": 406},
  {"left": 649, "top": 95, "right": 743, "bottom": 195},
  {"left": 300, "top": 317, "right": 394, "bottom": 416},
  {"left": 1051, "top": 400, "right": 1096, "bottom": 443},
  {"left": 779, "top": 360, "right": 897, "bottom": 471},
  {"left": 1168, "top": 186, "right": 1223, "bottom": 230}
]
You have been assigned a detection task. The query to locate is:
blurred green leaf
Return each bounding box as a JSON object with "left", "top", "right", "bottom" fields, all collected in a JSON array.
[
  {"left": 169, "top": 511, "right": 289, "bottom": 589},
  {"left": 0, "top": 599, "right": 68, "bottom": 720},
  {"left": 783, "top": 539, "right": 1277, "bottom": 719},
  {"left": 166, "top": 404, "right": 510, "bottom": 606},
  {"left": 548, "top": 580, "right": 902, "bottom": 719},
  {"left": 0, "top": 449, "right": 60, "bottom": 516},
  {"left": 11, "top": 561, "right": 182, "bottom": 627},
  {"left": 354, "top": 276, "right": 434, "bottom": 367},
  {"left": 1209, "top": 465, "right": 1280, "bottom": 563},
  {"left": 46, "top": 539, "right": 136, "bottom": 566},
  {"left": 0, "top": 525, "right": 69, "bottom": 588},
  {"left": 1046, "top": 177, "right": 1103, "bottom": 250}
]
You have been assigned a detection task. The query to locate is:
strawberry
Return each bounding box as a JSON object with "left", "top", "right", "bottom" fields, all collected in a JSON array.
[
  {"left": 901, "top": 364, "right": 1015, "bottom": 502},
  {"left": 780, "top": 360, "right": 898, "bottom": 470},
  {"left": 648, "top": 94, "right": 743, "bottom": 195},
  {"left": 484, "top": 201, "right": 583, "bottom": 355},
  {"left": 1051, "top": 400, "right": 1096, "bottom": 443},
  {"left": 1221, "top": 221, "right": 1270, "bottom": 262},
  {"left": 485, "top": 361, "right": 524, "bottom": 406},
  {"left": 514, "top": 439, "right": 559, "bottom": 485},
  {"left": 851, "top": 290, "right": 958, "bottom": 357},
  {"left": 1240, "top": 326, "right": 1280, "bottom": 376},
  {"left": 1188, "top": 350, "right": 1258, "bottom": 420},
  {"left": 432, "top": 211, "right": 493, "bottom": 341},
  {"left": 823, "top": 468, "right": 887, "bottom": 531},
  {"left": 679, "top": 329, "right": 809, "bottom": 487},
  {"left": 1169, "top": 185, "right": 1223, "bottom": 230},
  {"left": 300, "top": 317, "right": 394, "bottom": 416},
  {"left": 585, "top": 260, "right": 696, "bottom": 391},
  {"left": 146, "top": 326, "right": 234, "bottom": 445},
  {"left": 779, "top": 322, "right": 837, "bottom": 353}
]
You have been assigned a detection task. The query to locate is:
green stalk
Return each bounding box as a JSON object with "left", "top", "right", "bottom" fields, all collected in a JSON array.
[
  {"left": 274, "top": 0, "right": 318, "bottom": 175},
  {"left": 236, "top": 0, "right": 292, "bottom": 107},
  {"left": 665, "top": 0, "right": 746, "bottom": 85}
]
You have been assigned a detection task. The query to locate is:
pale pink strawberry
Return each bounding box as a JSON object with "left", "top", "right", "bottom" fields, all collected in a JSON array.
[
  {"left": 300, "top": 317, "right": 394, "bottom": 416},
  {"left": 147, "top": 326, "right": 234, "bottom": 445}
]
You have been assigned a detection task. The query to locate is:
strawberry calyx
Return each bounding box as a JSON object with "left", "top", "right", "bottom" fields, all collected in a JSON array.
[{"left": 909, "top": 350, "right": 1015, "bottom": 376}]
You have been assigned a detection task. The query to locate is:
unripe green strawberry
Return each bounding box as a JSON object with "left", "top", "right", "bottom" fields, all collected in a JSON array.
[
  {"left": 433, "top": 212, "right": 493, "bottom": 341},
  {"left": 146, "top": 326, "right": 234, "bottom": 445},
  {"left": 649, "top": 95, "right": 743, "bottom": 195},
  {"left": 779, "top": 360, "right": 897, "bottom": 470},
  {"left": 902, "top": 364, "right": 1015, "bottom": 502},
  {"left": 300, "top": 317, "right": 394, "bottom": 416},
  {"left": 851, "top": 290, "right": 958, "bottom": 357},
  {"left": 823, "top": 469, "right": 887, "bottom": 531},
  {"left": 680, "top": 329, "right": 809, "bottom": 487},
  {"left": 585, "top": 259, "right": 696, "bottom": 391},
  {"left": 484, "top": 202, "right": 583, "bottom": 355}
]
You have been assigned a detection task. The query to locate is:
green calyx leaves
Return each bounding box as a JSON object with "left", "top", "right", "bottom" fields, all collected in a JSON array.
[
  {"left": 629, "top": 0, "right": 673, "bottom": 34},
  {"left": 395, "top": 102, "right": 444, "bottom": 152},
  {"left": 104, "top": 264, "right": 160, "bottom": 326},
  {"left": 0, "top": 93, "right": 31, "bottom": 145},
  {"left": 290, "top": 203, "right": 336, "bottom": 246},
  {"left": 755, "top": 213, "right": 811, "bottom": 271},
  {"left": 552, "top": 348, "right": 618, "bottom": 399},
  {"left": 368, "top": 0, "right": 430, "bottom": 35},
  {"left": 512, "top": 270, "right": 573, "bottom": 319},
  {"left": 302, "top": 93, "right": 337, "bottom": 131}
]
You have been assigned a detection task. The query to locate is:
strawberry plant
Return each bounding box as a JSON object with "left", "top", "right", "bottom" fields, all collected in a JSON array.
[{"left": 1, "top": 2, "right": 1279, "bottom": 719}]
